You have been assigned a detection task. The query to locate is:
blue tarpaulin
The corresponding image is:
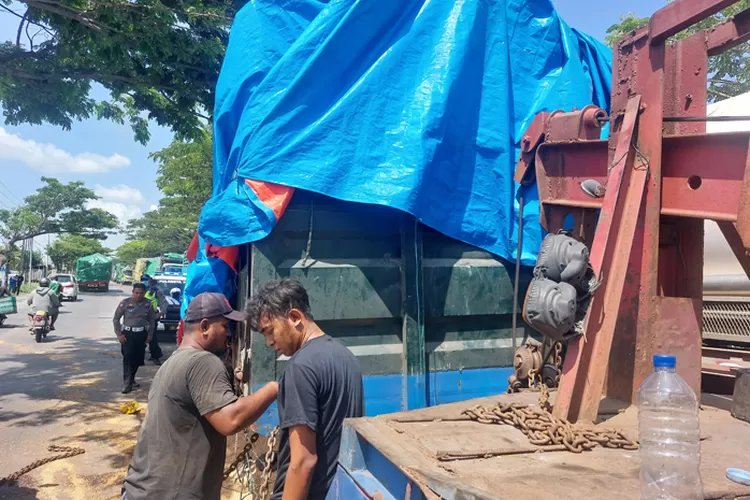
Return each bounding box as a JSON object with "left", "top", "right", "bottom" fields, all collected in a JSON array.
[{"left": 194, "top": 0, "right": 611, "bottom": 296}]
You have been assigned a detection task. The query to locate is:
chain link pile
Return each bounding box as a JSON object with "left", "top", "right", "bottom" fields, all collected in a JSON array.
[
  {"left": 0, "top": 445, "right": 85, "bottom": 485},
  {"left": 462, "top": 402, "right": 637, "bottom": 454},
  {"left": 223, "top": 426, "right": 280, "bottom": 500}
]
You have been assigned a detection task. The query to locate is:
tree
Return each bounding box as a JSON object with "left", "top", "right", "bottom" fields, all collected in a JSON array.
[
  {"left": 125, "top": 126, "right": 212, "bottom": 254},
  {"left": 6, "top": 245, "right": 44, "bottom": 270},
  {"left": 607, "top": 2, "right": 750, "bottom": 101},
  {"left": 0, "top": 177, "right": 118, "bottom": 267},
  {"left": 47, "top": 234, "right": 111, "bottom": 271},
  {"left": 116, "top": 239, "right": 156, "bottom": 266},
  {"left": 0, "top": 0, "right": 239, "bottom": 144}
]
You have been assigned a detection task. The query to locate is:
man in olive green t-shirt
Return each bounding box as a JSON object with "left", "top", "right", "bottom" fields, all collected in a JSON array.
[{"left": 122, "top": 293, "right": 278, "bottom": 500}]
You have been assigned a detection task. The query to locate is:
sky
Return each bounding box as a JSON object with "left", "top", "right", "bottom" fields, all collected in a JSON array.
[{"left": 0, "top": 0, "right": 665, "bottom": 255}]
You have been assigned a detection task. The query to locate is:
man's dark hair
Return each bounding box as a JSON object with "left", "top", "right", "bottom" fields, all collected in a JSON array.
[
  {"left": 133, "top": 282, "right": 146, "bottom": 290},
  {"left": 246, "top": 278, "right": 313, "bottom": 330}
]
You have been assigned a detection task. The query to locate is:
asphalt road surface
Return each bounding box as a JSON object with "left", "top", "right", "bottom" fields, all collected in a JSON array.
[{"left": 0, "top": 286, "right": 174, "bottom": 500}]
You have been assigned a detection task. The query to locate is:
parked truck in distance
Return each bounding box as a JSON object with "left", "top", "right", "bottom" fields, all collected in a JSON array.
[{"left": 75, "top": 254, "right": 113, "bottom": 292}]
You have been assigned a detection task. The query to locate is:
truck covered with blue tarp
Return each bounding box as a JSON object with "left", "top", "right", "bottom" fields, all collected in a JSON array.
[{"left": 185, "top": 0, "right": 612, "bottom": 424}]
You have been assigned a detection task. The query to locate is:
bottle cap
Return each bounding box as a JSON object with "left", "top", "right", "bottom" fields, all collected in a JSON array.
[{"left": 653, "top": 354, "right": 676, "bottom": 369}]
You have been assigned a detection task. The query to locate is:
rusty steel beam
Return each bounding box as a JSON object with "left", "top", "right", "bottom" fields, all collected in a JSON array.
[
  {"left": 553, "top": 96, "right": 645, "bottom": 423},
  {"left": 707, "top": 8, "right": 750, "bottom": 55},
  {"left": 533, "top": 131, "right": 750, "bottom": 225},
  {"left": 650, "top": 0, "right": 740, "bottom": 43}
]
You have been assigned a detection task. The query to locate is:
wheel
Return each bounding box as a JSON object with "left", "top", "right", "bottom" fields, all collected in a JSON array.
[{"left": 35, "top": 329, "right": 42, "bottom": 343}]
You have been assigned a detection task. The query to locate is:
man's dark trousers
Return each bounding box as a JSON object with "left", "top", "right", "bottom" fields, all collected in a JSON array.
[
  {"left": 148, "top": 321, "right": 163, "bottom": 361},
  {"left": 122, "top": 330, "right": 147, "bottom": 385}
]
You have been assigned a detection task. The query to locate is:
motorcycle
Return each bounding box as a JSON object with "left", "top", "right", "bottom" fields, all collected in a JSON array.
[{"left": 30, "top": 310, "right": 50, "bottom": 343}]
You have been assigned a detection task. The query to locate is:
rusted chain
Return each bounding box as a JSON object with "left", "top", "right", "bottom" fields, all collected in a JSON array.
[
  {"left": 0, "top": 445, "right": 85, "bottom": 485},
  {"left": 223, "top": 427, "right": 280, "bottom": 500},
  {"left": 257, "top": 426, "right": 280, "bottom": 500},
  {"left": 223, "top": 431, "right": 260, "bottom": 481},
  {"left": 462, "top": 402, "right": 638, "bottom": 454}
]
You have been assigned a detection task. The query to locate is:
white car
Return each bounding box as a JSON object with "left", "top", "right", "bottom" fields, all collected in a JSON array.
[{"left": 50, "top": 274, "right": 78, "bottom": 301}]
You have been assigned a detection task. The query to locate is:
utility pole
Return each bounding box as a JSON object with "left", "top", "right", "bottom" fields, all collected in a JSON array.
[{"left": 28, "top": 238, "right": 32, "bottom": 282}]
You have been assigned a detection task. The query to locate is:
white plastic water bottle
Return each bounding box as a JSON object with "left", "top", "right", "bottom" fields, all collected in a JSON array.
[{"left": 637, "top": 354, "right": 703, "bottom": 499}]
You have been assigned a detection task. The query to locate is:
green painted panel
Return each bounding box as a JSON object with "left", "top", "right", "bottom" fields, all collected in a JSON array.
[{"left": 242, "top": 191, "right": 533, "bottom": 407}]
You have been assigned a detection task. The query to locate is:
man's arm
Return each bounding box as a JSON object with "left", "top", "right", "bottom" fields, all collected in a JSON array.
[
  {"left": 275, "top": 362, "right": 319, "bottom": 499},
  {"left": 27, "top": 295, "right": 33, "bottom": 306},
  {"left": 146, "top": 304, "right": 156, "bottom": 342},
  {"left": 204, "top": 382, "right": 278, "bottom": 436},
  {"left": 187, "top": 354, "right": 278, "bottom": 436},
  {"left": 113, "top": 302, "right": 125, "bottom": 338},
  {"left": 156, "top": 290, "right": 168, "bottom": 316},
  {"left": 282, "top": 425, "right": 318, "bottom": 500}
]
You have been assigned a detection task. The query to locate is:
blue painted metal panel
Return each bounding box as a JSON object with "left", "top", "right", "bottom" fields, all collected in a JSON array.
[
  {"left": 253, "top": 366, "right": 514, "bottom": 433},
  {"left": 327, "top": 423, "right": 426, "bottom": 500},
  {"left": 326, "top": 465, "right": 370, "bottom": 500}
]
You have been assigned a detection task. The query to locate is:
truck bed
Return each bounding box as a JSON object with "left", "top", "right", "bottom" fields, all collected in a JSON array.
[{"left": 333, "top": 392, "right": 750, "bottom": 500}]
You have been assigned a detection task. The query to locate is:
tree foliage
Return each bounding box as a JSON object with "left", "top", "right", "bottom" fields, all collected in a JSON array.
[
  {"left": 5, "top": 245, "right": 44, "bottom": 270},
  {"left": 119, "top": 127, "right": 212, "bottom": 258},
  {"left": 0, "top": 177, "right": 118, "bottom": 266},
  {"left": 607, "top": 2, "right": 750, "bottom": 101},
  {"left": 0, "top": 0, "right": 239, "bottom": 143},
  {"left": 115, "top": 239, "right": 155, "bottom": 265},
  {"left": 47, "top": 234, "right": 110, "bottom": 271}
]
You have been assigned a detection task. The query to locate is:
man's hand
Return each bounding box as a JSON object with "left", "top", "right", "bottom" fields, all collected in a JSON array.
[
  {"left": 146, "top": 335, "right": 152, "bottom": 344},
  {"left": 204, "top": 381, "right": 278, "bottom": 436},
  {"left": 117, "top": 334, "right": 126, "bottom": 344}
]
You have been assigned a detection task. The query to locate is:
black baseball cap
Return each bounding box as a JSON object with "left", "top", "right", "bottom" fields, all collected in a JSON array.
[{"left": 185, "top": 292, "right": 245, "bottom": 322}]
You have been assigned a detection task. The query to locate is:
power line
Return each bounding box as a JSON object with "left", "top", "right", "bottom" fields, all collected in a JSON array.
[{"left": 0, "top": 180, "right": 22, "bottom": 205}]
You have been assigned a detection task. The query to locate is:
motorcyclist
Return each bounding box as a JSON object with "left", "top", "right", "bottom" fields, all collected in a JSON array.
[
  {"left": 27, "top": 278, "right": 61, "bottom": 330},
  {"left": 48, "top": 275, "right": 61, "bottom": 297},
  {"left": 170, "top": 287, "right": 182, "bottom": 301}
]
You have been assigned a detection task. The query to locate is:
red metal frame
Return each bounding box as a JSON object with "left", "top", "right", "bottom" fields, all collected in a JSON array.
[{"left": 517, "top": 0, "right": 750, "bottom": 423}]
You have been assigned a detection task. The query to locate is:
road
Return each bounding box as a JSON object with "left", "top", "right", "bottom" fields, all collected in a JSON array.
[{"left": 0, "top": 286, "right": 173, "bottom": 500}]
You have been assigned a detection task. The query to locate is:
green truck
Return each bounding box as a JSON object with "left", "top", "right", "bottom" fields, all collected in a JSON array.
[
  {"left": 75, "top": 254, "right": 113, "bottom": 292},
  {"left": 237, "top": 192, "right": 535, "bottom": 430}
]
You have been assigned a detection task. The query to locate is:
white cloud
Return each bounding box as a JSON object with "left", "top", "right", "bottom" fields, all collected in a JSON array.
[
  {"left": 0, "top": 127, "right": 130, "bottom": 173},
  {"left": 87, "top": 199, "right": 142, "bottom": 224},
  {"left": 93, "top": 184, "right": 146, "bottom": 204},
  {"left": 148, "top": 204, "right": 158, "bottom": 211},
  {"left": 87, "top": 184, "right": 147, "bottom": 225}
]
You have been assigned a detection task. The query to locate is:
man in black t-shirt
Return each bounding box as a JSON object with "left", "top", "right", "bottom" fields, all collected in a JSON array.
[
  {"left": 122, "top": 293, "right": 278, "bottom": 500},
  {"left": 247, "top": 278, "right": 364, "bottom": 500}
]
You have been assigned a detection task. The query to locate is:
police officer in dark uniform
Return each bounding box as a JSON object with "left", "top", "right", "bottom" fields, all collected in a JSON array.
[{"left": 113, "top": 282, "right": 156, "bottom": 394}]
